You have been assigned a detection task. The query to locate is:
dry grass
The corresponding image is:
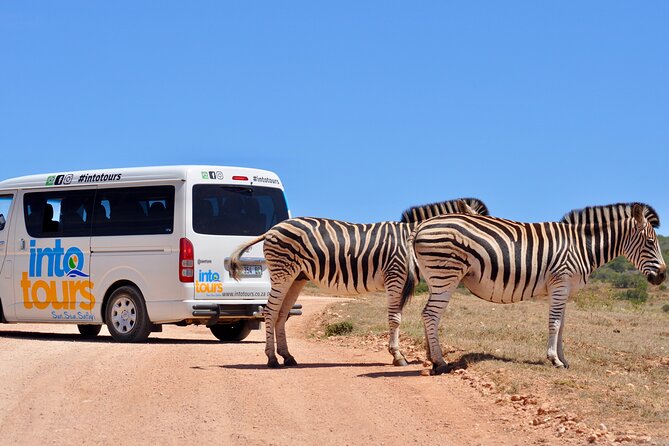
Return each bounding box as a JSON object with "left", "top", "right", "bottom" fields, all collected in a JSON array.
[{"left": 313, "top": 282, "right": 669, "bottom": 440}]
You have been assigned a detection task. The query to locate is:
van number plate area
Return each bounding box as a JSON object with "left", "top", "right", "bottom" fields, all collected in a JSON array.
[{"left": 241, "top": 265, "right": 263, "bottom": 278}]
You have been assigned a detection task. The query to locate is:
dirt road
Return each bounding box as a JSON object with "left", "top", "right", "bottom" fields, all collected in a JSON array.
[{"left": 0, "top": 296, "right": 580, "bottom": 446}]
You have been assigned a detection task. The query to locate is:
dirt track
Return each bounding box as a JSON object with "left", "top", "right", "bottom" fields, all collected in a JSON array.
[{"left": 0, "top": 296, "right": 582, "bottom": 446}]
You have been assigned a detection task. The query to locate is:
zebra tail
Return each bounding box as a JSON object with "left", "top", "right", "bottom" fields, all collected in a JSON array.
[
  {"left": 400, "top": 231, "right": 418, "bottom": 311},
  {"left": 229, "top": 234, "right": 267, "bottom": 281}
]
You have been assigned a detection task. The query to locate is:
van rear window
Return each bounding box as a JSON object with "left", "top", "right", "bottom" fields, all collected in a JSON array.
[{"left": 192, "top": 185, "right": 288, "bottom": 236}]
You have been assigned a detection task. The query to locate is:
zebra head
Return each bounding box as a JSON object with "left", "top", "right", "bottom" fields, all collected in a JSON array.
[{"left": 623, "top": 203, "right": 666, "bottom": 286}]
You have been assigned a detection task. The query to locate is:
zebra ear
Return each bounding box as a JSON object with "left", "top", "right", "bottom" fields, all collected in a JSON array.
[
  {"left": 457, "top": 200, "right": 475, "bottom": 215},
  {"left": 632, "top": 203, "right": 647, "bottom": 229}
]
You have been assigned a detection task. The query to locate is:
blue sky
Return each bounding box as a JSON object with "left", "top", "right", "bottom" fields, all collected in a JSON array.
[{"left": 1, "top": 2, "right": 668, "bottom": 233}]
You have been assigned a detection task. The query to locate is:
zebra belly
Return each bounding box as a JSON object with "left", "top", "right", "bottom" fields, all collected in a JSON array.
[
  {"left": 462, "top": 276, "right": 530, "bottom": 304},
  {"left": 308, "top": 274, "right": 386, "bottom": 296}
]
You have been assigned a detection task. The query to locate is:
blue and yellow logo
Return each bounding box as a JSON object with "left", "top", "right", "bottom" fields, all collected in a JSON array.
[
  {"left": 195, "top": 268, "right": 223, "bottom": 294},
  {"left": 21, "top": 239, "right": 95, "bottom": 311}
]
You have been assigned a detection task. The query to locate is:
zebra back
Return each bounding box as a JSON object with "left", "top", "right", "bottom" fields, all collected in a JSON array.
[
  {"left": 400, "top": 197, "right": 489, "bottom": 223},
  {"left": 560, "top": 202, "right": 661, "bottom": 228}
]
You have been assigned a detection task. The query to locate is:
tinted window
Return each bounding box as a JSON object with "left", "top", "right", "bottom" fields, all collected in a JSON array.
[
  {"left": 0, "top": 195, "right": 13, "bottom": 231},
  {"left": 193, "top": 185, "right": 288, "bottom": 236},
  {"left": 24, "top": 190, "right": 95, "bottom": 238},
  {"left": 92, "top": 186, "right": 175, "bottom": 236}
]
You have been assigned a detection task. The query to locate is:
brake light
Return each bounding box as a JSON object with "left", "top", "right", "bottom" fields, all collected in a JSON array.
[
  {"left": 232, "top": 175, "right": 248, "bottom": 181},
  {"left": 179, "top": 237, "right": 194, "bottom": 282}
]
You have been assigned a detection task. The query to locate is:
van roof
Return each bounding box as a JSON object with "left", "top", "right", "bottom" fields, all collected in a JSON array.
[{"left": 0, "top": 165, "right": 283, "bottom": 189}]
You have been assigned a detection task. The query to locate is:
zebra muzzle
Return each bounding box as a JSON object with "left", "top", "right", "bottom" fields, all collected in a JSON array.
[{"left": 647, "top": 267, "right": 666, "bottom": 286}]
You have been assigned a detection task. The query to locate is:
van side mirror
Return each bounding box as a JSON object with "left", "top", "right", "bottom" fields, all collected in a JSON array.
[{"left": 0, "top": 214, "right": 5, "bottom": 231}]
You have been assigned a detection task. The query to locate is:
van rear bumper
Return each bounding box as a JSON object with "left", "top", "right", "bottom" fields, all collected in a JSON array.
[{"left": 192, "top": 303, "right": 303, "bottom": 326}]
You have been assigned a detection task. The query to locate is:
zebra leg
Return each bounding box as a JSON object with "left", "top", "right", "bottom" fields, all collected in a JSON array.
[
  {"left": 387, "top": 310, "right": 408, "bottom": 366},
  {"left": 546, "top": 285, "right": 569, "bottom": 368},
  {"left": 275, "top": 279, "right": 308, "bottom": 367},
  {"left": 264, "top": 282, "right": 294, "bottom": 368},
  {"left": 556, "top": 311, "right": 569, "bottom": 369},
  {"left": 387, "top": 293, "right": 408, "bottom": 366},
  {"left": 421, "top": 290, "right": 455, "bottom": 375}
]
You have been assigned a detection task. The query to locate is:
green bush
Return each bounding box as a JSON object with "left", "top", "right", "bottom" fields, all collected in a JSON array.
[
  {"left": 414, "top": 280, "right": 429, "bottom": 295},
  {"left": 324, "top": 321, "right": 354, "bottom": 337},
  {"left": 662, "top": 304, "right": 669, "bottom": 313},
  {"left": 618, "top": 279, "right": 649, "bottom": 303},
  {"left": 612, "top": 273, "right": 644, "bottom": 289},
  {"left": 608, "top": 256, "right": 634, "bottom": 273}
]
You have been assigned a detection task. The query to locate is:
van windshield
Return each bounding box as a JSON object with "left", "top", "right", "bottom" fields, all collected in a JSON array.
[{"left": 192, "top": 185, "right": 288, "bottom": 236}]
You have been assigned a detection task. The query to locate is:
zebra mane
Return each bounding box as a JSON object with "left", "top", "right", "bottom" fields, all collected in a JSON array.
[
  {"left": 400, "top": 197, "right": 490, "bottom": 223},
  {"left": 560, "top": 202, "right": 660, "bottom": 228}
]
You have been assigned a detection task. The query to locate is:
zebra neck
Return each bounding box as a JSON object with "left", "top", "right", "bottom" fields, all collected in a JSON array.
[{"left": 576, "top": 220, "right": 630, "bottom": 272}]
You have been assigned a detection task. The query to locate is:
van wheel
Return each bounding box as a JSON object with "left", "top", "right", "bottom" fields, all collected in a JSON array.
[
  {"left": 77, "top": 324, "right": 102, "bottom": 338},
  {"left": 105, "top": 286, "right": 151, "bottom": 343},
  {"left": 210, "top": 321, "right": 252, "bottom": 342}
]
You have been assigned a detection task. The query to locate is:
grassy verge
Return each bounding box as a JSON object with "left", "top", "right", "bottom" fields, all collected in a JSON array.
[{"left": 314, "top": 282, "right": 669, "bottom": 440}]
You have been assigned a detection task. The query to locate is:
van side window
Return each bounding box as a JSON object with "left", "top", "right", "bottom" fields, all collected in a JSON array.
[
  {"left": 92, "top": 186, "right": 174, "bottom": 236},
  {"left": 0, "top": 195, "right": 13, "bottom": 231},
  {"left": 24, "top": 191, "right": 95, "bottom": 238}
]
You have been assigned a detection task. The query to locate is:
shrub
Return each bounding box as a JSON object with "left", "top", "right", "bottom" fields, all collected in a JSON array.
[
  {"left": 662, "top": 304, "right": 669, "bottom": 313},
  {"left": 414, "top": 280, "right": 429, "bottom": 295},
  {"left": 618, "top": 279, "right": 649, "bottom": 303},
  {"left": 324, "top": 321, "right": 354, "bottom": 337},
  {"left": 612, "top": 272, "right": 645, "bottom": 289}
]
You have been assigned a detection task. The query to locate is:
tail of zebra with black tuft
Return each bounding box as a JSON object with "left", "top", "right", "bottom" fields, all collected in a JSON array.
[
  {"left": 229, "top": 234, "right": 267, "bottom": 281},
  {"left": 400, "top": 230, "right": 418, "bottom": 311}
]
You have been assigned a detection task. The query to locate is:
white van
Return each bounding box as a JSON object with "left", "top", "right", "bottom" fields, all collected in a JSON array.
[{"left": 0, "top": 165, "right": 293, "bottom": 342}]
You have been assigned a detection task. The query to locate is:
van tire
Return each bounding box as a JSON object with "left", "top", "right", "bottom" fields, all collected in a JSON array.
[
  {"left": 210, "top": 321, "right": 252, "bottom": 342},
  {"left": 105, "top": 286, "right": 151, "bottom": 343},
  {"left": 77, "top": 324, "right": 102, "bottom": 338}
]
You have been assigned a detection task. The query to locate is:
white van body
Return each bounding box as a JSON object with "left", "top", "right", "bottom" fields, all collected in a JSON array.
[{"left": 0, "top": 165, "right": 291, "bottom": 342}]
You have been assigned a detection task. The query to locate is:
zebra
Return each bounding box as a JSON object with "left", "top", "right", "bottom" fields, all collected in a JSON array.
[
  {"left": 229, "top": 198, "right": 489, "bottom": 368},
  {"left": 402, "top": 202, "right": 666, "bottom": 375}
]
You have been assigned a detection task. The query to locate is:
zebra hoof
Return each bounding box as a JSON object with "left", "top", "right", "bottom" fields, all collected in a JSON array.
[
  {"left": 393, "top": 357, "right": 409, "bottom": 367},
  {"left": 267, "top": 358, "right": 281, "bottom": 368},
  {"left": 432, "top": 363, "right": 451, "bottom": 375},
  {"left": 284, "top": 357, "right": 298, "bottom": 367}
]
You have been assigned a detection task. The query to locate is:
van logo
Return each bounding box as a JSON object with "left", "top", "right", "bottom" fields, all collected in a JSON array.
[
  {"left": 196, "top": 268, "right": 223, "bottom": 295},
  {"left": 201, "top": 171, "right": 224, "bottom": 180},
  {"left": 21, "top": 239, "right": 95, "bottom": 312}
]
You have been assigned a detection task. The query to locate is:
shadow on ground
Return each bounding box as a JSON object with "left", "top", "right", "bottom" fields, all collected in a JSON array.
[{"left": 0, "top": 330, "right": 259, "bottom": 345}]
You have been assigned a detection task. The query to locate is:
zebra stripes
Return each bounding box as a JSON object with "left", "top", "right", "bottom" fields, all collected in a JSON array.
[
  {"left": 403, "top": 203, "right": 666, "bottom": 374},
  {"left": 401, "top": 198, "right": 490, "bottom": 223},
  {"left": 229, "top": 198, "right": 488, "bottom": 368}
]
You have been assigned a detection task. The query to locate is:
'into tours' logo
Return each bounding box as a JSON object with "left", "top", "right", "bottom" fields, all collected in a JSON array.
[{"left": 21, "top": 239, "right": 95, "bottom": 313}]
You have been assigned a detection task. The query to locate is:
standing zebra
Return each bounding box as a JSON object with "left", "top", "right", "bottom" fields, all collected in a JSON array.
[
  {"left": 229, "top": 198, "right": 489, "bottom": 368},
  {"left": 402, "top": 203, "right": 666, "bottom": 374}
]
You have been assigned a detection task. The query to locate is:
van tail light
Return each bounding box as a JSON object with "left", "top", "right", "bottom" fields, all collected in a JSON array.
[{"left": 179, "top": 237, "right": 194, "bottom": 283}]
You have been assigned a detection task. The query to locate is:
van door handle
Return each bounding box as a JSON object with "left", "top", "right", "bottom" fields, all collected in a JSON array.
[{"left": 19, "top": 238, "right": 25, "bottom": 250}]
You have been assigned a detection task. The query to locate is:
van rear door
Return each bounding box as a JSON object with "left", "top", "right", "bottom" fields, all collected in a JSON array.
[{"left": 190, "top": 184, "right": 289, "bottom": 300}]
